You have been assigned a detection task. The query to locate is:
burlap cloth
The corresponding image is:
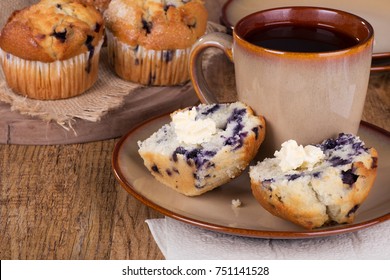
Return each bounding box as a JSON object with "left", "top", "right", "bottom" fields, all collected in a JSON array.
[{"left": 0, "top": 0, "right": 226, "bottom": 130}]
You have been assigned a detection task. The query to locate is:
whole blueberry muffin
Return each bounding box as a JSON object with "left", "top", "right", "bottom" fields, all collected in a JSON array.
[
  {"left": 0, "top": 0, "right": 104, "bottom": 100},
  {"left": 138, "top": 102, "right": 266, "bottom": 196},
  {"left": 249, "top": 134, "right": 378, "bottom": 229},
  {"left": 104, "top": 0, "right": 208, "bottom": 85}
]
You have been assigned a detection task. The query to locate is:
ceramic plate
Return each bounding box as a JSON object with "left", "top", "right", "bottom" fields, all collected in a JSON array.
[
  {"left": 112, "top": 115, "right": 390, "bottom": 239},
  {"left": 221, "top": 0, "right": 390, "bottom": 61}
]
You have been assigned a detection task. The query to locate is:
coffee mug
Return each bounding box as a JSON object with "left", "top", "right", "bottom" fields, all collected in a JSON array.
[{"left": 189, "top": 7, "right": 374, "bottom": 155}]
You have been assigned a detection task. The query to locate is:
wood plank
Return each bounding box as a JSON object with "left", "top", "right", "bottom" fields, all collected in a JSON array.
[{"left": 0, "top": 141, "right": 165, "bottom": 259}]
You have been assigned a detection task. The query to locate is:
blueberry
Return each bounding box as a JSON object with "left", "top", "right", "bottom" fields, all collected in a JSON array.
[
  {"left": 252, "top": 127, "right": 259, "bottom": 140},
  {"left": 51, "top": 30, "right": 67, "bottom": 43},
  {"left": 186, "top": 149, "right": 200, "bottom": 159},
  {"left": 322, "top": 138, "right": 337, "bottom": 150},
  {"left": 204, "top": 161, "right": 215, "bottom": 169},
  {"left": 329, "top": 156, "right": 351, "bottom": 167},
  {"left": 151, "top": 164, "right": 159, "bottom": 173},
  {"left": 85, "top": 35, "right": 95, "bottom": 73},
  {"left": 224, "top": 132, "right": 248, "bottom": 150},
  {"left": 85, "top": 35, "right": 94, "bottom": 46},
  {"left": 142, "top": 19, "right": 153, "bottom": 34},
  {"left": 201, "top": 104, "right": 220, "bottom": 116},
  {"left": 164, "top": 50, "right": 174, "bottom": 62},
  {"left": 286, "top": 174, "right": 301, "bottom": 181},
  {"left": 187, "top": 22, "right": 197, "bottom": 29},
  {"left": 184, "top": 149, "right": 212, "bottom": 168},
  {"left": 352, "top": 142, "right": 363, "bottom": 151},
  {"left": 203, "top": 150, "right": 217, "bottom": 157},
  {"left": 346, "top": 204, "right": 360, "bottom": 217},
  {"left": 227, "top": 108, "right": 246, "bottom": 123},
  {"left": 341, "top": 169, "right": 359, "bottom": 186},
  {"left": 261, "top": 179, "right": 274, "bottom": 191},
  {"left": 94, "top": 23, "right": 101, "bottom": 33},
  {"left": 224, "top": 137, "right": 235, "bottom": 146},
  {"left": 336, "top": 133, "right": 355, "bottom": 146},
  {"left": 172, "top": 146, "right": 186, "bottom": 162},
  {"left": 233, "top": 122, "right": 244, "bottom": 136},
  {"left": 172, "top": 168, "right": 179, "bottom": 174},
  {"left": 312, "top": 172, "right": 321, "bottom": 178},
  {"left": 163, "top": 4, "right": 175, "bottom": 12},
  {"left": 173, "top": 147, "right": 216, "bottom": 170}
]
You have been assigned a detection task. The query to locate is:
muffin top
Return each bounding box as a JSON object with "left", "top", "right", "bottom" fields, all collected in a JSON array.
[
  {"left": 78, "top": 0, "right": 112, "bottom": 12},
  {"left": 104, "top": 0, "right": 208, "bottom": 49},
  {"left": 0, "top": 0, "right": 104, "bottom": 62}
]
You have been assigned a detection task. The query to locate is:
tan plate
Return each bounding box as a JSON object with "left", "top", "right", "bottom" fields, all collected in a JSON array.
[
  {"left": 112, "top": 114, "right": 390, "bottom": 239},
  {"left": 221, "top": 0, "right": 390, "bottom": 72}
]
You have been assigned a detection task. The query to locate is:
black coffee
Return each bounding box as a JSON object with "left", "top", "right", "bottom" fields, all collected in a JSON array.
[{"left": 244, "top": 24, "right": 359, "bottom": 53}]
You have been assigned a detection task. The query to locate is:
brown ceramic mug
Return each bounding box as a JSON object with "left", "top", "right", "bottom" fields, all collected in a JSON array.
[{"left": 189, "top": 7, "right": 374, "bottom": 154}]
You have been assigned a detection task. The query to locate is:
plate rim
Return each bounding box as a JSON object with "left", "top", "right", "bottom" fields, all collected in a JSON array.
[{"left": 112, "top": 115, "right": 390, "bottom": 239}]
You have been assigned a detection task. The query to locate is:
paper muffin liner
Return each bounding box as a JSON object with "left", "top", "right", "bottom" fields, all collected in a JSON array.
[
  {"left": 0, "top": 39, "right": 103, "bottom": 100},
  {"left": 106, "top": 31, "right": 190, "bottom": 86}
]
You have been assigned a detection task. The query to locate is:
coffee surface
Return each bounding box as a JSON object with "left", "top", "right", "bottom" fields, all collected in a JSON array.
[{"left": 244, "top": 24, "right": 359, "bottom": 53}]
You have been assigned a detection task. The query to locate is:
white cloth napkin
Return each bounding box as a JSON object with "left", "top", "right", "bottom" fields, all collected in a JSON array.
[{"left": 146, "top": 217, "right": 390, "bottom": 259}]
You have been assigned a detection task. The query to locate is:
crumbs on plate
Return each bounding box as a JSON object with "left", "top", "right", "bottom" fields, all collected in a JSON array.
[{"left": 231, "top": 199, "right": 242, "bottom": 208}]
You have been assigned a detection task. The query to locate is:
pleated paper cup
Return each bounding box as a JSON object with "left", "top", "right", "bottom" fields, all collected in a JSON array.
[
  {"left": 106, "top": 31, "right": 190, "bottom": 86},
  {"left": 0, "top": 39, "right": 103, "bottom": 100}
]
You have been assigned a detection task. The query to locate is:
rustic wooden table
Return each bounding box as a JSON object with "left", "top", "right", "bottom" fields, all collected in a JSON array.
[{"left": 0, "top": 1, "right": 389, "bottom": 260}]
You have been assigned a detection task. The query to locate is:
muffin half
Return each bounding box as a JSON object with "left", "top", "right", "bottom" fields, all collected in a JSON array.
[
  {"left": 138, "top": 102, "right": 266, "bottom": 196},
  {"left": 249, "top": 134, "right": 378, "bottom": 229}
]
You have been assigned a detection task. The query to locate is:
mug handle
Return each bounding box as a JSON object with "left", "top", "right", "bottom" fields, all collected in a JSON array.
[{"left": 189, "top": 32, "right": 234, "bottom": 104}]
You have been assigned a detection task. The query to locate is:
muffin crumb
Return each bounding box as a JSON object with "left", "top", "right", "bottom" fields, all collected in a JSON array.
[{"left": 231, "top": 199, "right": 242, "bottom": 208}]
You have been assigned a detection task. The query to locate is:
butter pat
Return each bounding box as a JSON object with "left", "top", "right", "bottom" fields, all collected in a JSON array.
[
  {"left": 274, "top": 140, "right": 325, "bottom": 172},
  {"left": 172, "top": 108, "right": 217, "bottom": 145}
]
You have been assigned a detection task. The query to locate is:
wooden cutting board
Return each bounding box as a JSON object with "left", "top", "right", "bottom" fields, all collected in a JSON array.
[
  {"left": 0, "top": 50, "right": 237, "bottom": 145},
  {"left": 0, "top": 83, "right": 200, "bottom": 145}
]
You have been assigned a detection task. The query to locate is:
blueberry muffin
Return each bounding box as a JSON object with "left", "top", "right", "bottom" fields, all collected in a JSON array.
[
  {"left": 0, "top": 0, "right": 104, "bottom": 100},
  {"left": 138, "top": 102, "right": 266, "bottom": 196},
  {"left": 104, "top": 0, "right": 208, "bottom": 85},
  {"left": 249, "top": 133, "right": 378, "bottom": 229}
]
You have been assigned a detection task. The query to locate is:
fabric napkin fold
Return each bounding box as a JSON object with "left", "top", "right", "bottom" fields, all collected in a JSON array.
[{"left": 146, "top": 217, "right": 390, "bottom": 260}]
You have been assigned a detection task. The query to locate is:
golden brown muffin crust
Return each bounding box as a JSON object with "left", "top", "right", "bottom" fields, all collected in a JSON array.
[
  {"left": 104, "top": 0, "right": 207, "bottom": 49},
  {"left": 78, "top": 0, "right": 112, "bottom": 12},
  {"left": 0, "top": 0, "right": 104, "bottom": 62}
]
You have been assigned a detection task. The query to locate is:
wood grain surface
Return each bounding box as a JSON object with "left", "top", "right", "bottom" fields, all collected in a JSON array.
[
  {"left": 0, "top": 141, "right": 164, "bottom": 259},
  {"left": 0, "top": 0, "right": 389, "bottom": 260}
]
